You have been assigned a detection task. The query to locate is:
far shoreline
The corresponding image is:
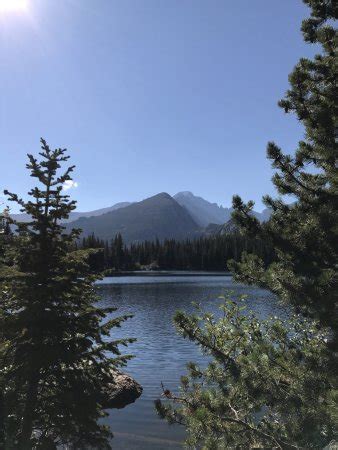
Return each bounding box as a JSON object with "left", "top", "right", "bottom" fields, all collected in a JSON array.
[{"left": 101, "top": 270, "right": 231, "bottom": 277}]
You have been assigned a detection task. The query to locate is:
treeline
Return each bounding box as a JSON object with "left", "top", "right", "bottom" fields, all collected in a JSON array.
[{"left": 79, "top": 232, "right": 275, "bottom": 272}]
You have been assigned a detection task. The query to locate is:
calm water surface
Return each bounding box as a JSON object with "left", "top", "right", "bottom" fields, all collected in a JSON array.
[{"left": 96, "top": 273, "right": 285, "bottom": 449}]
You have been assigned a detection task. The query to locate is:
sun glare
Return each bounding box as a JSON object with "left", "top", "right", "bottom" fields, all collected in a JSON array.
[{"left": 0, "top": 0, "right": 28, "bottom": 13}]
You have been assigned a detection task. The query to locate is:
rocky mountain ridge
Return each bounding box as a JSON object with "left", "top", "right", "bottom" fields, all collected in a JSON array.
[{"left": 10, "top": 191, "right": 271, "bottom": 244}]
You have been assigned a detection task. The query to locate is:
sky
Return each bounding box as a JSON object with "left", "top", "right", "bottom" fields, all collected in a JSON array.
[{"left": 0, "top": 0, "right": 316, "bottom": 213}]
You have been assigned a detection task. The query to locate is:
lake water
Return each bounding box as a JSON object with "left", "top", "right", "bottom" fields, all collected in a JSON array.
[{"left": 96, "top": 273, "right": 285, "bottom": 449}]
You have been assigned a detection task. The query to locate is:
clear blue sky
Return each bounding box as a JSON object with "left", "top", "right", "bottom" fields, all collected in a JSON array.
[{"left": 1, "top": 0, "right": 315, "bottom": 213}]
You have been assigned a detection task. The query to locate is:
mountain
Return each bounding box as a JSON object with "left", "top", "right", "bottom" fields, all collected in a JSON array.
[
  {"left": 254, "top": 208, "right": 271, "bottom": 222},
  {"left": 10, "top": 202, "right": 131, "bottom": 224},
  {"left": 203, "top": 223, "right": 224, "bottom": 236},
  {"left": 174, "top": 191, "right": 271, "bottom": 226},
  {"left": 174, "top": 191, "right": 232, "bottom": 227},
  {"left": 204, "top": 218, "right": 239, "bottom": 236},
  {"left": 66, "top": 193, "right": 200, "bottom": 243},
  {"left": 9, "top": 191, "right": 271, "bottom": 242}
]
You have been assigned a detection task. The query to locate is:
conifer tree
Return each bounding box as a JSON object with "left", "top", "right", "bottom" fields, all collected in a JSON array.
[
  {"left": 156, "top": 297, "right": 335, "bottom": 449},
  {"left": 156, "top": 1, "right": 337, "bottom": 447},
  {"left": 230, "top": 0, "right": 337, "bottom": 334},
  {"left": 0, "top": 139, "right": 134, "bottom": 449},
  {"left": 112, "top": 233, "right": 124, "bottom": 270}
]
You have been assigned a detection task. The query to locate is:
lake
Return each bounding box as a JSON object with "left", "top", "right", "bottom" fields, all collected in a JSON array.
[{"left": 96, "top": 273, "right": 285, "bottom": 449}]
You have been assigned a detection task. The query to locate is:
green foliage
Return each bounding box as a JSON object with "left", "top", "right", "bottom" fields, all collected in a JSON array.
[
  {"left": 0, "top": 139, "right": 135, "bottom": 449},
  {"left": 156, "top": 1, "right": 337, "bottom": 447},
  {"left": 230, "top": 0, "right": 337, "bottom": 331},
  {"left": 156, "top": 297, "right": 336, "bottom": 449},
  {"left": 80, "top": 232, "right": 274, "bottom": 273}
]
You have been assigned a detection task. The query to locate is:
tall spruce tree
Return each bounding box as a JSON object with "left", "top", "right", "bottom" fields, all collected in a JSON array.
[
  {"left": 230, "top": 0, "right": 337, "bottom": 335},
  {"left": 0, "top": 139, "right": 135, "bottom": 449},
  {"left": 156, "top": 1, "right": 337, "bottom": 447}
]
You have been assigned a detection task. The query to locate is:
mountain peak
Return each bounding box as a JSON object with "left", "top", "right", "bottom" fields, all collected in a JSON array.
[
  {"left": 152, "top": 192, "right": 172, "bottom": 200},
  {"left": 67, "top": 191, "right": 198, "bottom": 243},
  {"left": 175, "top": 191, "right": 194, "bottom": 198},
  {"left": 174, "top": 192, "right": 231, "bottom": 227}
]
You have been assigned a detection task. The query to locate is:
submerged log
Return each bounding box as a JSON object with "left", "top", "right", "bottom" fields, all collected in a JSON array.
[{"left": 101, "top": 369, "right": 143, "bottom": 409}]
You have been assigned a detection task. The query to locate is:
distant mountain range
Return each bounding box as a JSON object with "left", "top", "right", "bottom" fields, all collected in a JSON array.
[
  {"left": 174, "top": 191, "right": 271, "bottom": 225},
  {"left": 204, "top": 219, "right": 239, "bottom": 236},
  {"left": 174, "top": 191, "right": 233, "bottom": 227},
  {"left": 11, "top": 192, "right": 271, "bottom": 244},
  {"left": 65, "top": 193, "right": 200, "bottom": 243},
  {"left": 11, "top": 202, "right": 132, "bottom": 224}
]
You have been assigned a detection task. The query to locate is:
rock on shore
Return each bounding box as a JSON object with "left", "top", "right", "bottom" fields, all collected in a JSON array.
[{"left": 101, "top": 369, "right": 142, "bottom": 409}]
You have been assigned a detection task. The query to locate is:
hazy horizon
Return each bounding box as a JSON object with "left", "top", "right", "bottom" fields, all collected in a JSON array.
[{"left": 6, "top": 189, "right": 271, "bottom": 215}]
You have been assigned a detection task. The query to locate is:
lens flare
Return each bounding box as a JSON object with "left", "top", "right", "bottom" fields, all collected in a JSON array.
[{"left": 0, "top": 0, "right": 28, "bottom": 13}]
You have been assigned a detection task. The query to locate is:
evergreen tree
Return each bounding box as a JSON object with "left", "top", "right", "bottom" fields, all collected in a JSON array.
[
  {"left": 113, "top": 233, "right": 124, "bottom": 270},
  {"left": 0, "top": 208, "right": 12, "bottom": 447},
  {"left": 156, "top": 297, "right": 335, "bottom": 449},
  {"left": 230, "top": 0, "right": 337, "bottom": 334},
  {"left": 156, "top": 1, "right": 337, "bottom": 447},
  {"left": 0, "top": 139, "right": 134, "bottom": 449},
  {"left": 82, "top": 232, "right": 274, "bottom": 273}
]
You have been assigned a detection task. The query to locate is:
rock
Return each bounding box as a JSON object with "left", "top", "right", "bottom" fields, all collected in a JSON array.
[{"left": 101, "top": 369, "right": 143, "bottom": 409}]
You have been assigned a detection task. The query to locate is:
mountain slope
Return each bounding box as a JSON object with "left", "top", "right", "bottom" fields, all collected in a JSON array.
[
  {"left": 204, "top": 218, "right": 239, "bottom": 236},
  {"left": 175, "top": 191, "right": 271, "bottom": 226},
  {"left": 174, "top": 191, "right": 232, "bottom": 227},
  {"left": 254, "top": 208, "right": 271, "bottom": 222},
  {"left": 67, "top": 193, "right": 200, "bottom": 243},
  {"left": 10, "top": 202, "right": 131, "bottom": 224}
]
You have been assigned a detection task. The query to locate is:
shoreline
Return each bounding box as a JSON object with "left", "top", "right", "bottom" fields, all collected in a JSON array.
[{"left": 102, "top": 270, "right": 231, "bottom": 277}]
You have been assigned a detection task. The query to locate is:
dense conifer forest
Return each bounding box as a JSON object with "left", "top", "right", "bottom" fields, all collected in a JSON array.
[{"left": 79, "top": 232, "right": 275, "bottom": 272}]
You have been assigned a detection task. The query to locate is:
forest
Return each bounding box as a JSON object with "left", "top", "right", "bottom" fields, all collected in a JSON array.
[{"left": 80, "top": 232, "right": 275, "bottom": 272}]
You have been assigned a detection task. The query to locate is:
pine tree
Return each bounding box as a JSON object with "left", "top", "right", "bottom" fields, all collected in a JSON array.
[
  {"left": 0, "top": 139, "right": 135, "bottom": 449},
  {"left": 82, "top": 232, "right": 273, "bottom": 273},
  {"left": 156, "top": 297, "right": 335, "bottom": 449},
  {"left": 113, "top": 233, "right": 124, "bottom": 270},
  {"left": 156, "top": 1, "right": 337, "bottom": 447},
  {"left": 230, "top": 0, "right": 337, "bottom": 334}
]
